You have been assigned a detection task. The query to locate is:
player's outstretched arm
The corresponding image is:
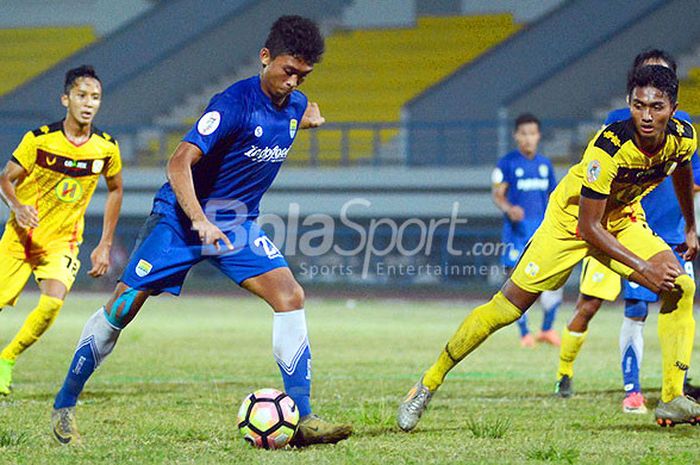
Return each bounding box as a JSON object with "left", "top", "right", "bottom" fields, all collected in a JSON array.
[
  {"left": 88, "top": 172, "right": 123, "bottom": 277},
  {"left": 167, "top": 142, "right": 232, "bottom": 251},
  {"left": 0, "top": 160, "right": 38, "bottom": 229},
  {"left": 577, "top": 193, "right": 678, "bottom": 293},
  {"left": 300, "top": 102, "right": 325, "bottom": 129},
  {"left": 671, "top": 163, "right": 699, "bottom": 261}
]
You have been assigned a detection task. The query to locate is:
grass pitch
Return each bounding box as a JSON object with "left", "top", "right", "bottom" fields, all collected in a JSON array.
[{"left": 0, "top": 293, "right": 698, "bottom": 464}]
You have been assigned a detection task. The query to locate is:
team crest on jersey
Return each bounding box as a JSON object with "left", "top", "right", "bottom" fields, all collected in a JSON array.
[
  {"left": 135, "top": 259, "right": 153, "bottom": 277},
  {"left": 91, "top": 159, "right": 105, "bottom": 174},
  {"left": 289, "top": 119, "right": 298, "bottom": 138},
  {"left": 255, "top": 126, "right": 263, "bottom": 137},
  {"left": 539, "top": 164, "right": 548, "bottom": 177},
  {"left": 587, "top": 160, "right": 601, "bottom": 183},
  {"left": 197, "top": 111, "right": 221, "bottom": 136},
  {"left": 55, "top": 178, "right": 83, "bottom": 203},
  {"left": 515, "top": 168, "right": 524, "bottom": 177},
  {"left": 525, "top": 262, "right": 539, "bottom": 277}
]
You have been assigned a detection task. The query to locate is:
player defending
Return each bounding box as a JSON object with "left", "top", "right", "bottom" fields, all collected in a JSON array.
[
  {"left": 398, "top": 65, "right": 700, "bottom": 429},
  {"left": 51, "top": 16, "right": 352, "bottom": 446},
  {"left": 0, "top": 66, "right": 122, "bottom": 395},
  {"left": 555, "top": 50, "right": 700, "bottom": 411},
  {"left": 492, "top": 113, "right": 561, "bottom": 348}
]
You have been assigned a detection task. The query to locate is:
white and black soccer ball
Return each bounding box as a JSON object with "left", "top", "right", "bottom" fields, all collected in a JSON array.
[{"left": 236, "top": 388, "right": 299, "bottom": 449}]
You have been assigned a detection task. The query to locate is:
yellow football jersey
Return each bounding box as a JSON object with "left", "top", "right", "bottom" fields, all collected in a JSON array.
[
  {"left": 1, "top": 120, "right": 122, "bottom": 259},
  {"left": 547, "top": 117, "right": 697, "bottom": 235}
]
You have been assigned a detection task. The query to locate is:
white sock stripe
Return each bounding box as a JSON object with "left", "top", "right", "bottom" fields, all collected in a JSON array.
[{"left": 275, "top": 337, "right": 309, "bottom": 375}]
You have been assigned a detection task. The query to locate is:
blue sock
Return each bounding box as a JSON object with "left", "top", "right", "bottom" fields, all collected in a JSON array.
[
  {"left": 54, "top": 338, "right": 98, "bottom": 408},
  {"left": 541, "top": 303, "right": 560, "bottom": 332},
  {"left": 517, "top": 313, "right": 529, "bottom": 337},
  {"left": 278, "top": 345, "right": 312, "bottom": 417},
  {"left": 621, "top": 345, "right": 641, "bottom": 393},
  {"left": 273, "top": 309, "right": 312, "bottom": 417},
  {"left": 54, "top": 308, "right": 120, "bottom": 409}
]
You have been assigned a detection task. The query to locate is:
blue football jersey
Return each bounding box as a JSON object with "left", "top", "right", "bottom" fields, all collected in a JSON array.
[
  {"left": 152, "top": 75, "right": 307, "bottom": 229},
  {"left": 604, "top": 108, "right": 700, "bottom": 244},
  {"left": 493, "top": 150, "right": 557, "bottom": 264}
]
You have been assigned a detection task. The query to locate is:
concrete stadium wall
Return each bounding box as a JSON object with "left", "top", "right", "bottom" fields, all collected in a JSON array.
[
  {"left": 0, "top": 0, "right": 153, "bottom": 35},
  {"left": 404, "top": 0, "right": 668, "bottom": 165},
  {"left": 507, "top": 0, "right": 700, "bottom": 120},
  {"left": 0, "top": 0, "right": 351, "bottom": 155}
]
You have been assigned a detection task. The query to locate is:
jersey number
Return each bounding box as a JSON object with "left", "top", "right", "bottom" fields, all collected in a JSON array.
[
  {"left": 64, "top": 255, "right": 79, "bottom": 278},
  {"left": 254, "top": 237, "right": 283, "bottom": 260}
]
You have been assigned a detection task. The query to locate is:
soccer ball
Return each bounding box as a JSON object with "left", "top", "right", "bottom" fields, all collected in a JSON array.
[{"left": 237, "top": 388, "right": 299, "bottom": 449}]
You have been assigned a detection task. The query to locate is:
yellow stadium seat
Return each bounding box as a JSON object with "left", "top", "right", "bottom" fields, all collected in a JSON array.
[{"left": 0, "top": 26, "right": 95, "bottom": 96}]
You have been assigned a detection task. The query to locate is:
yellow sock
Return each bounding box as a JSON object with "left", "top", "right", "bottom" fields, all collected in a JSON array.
[
  {"left": 423, "top": 291, "right": 523, "bottom": 391},
  {"left": 557, "top": 328, "right": 588, "bottom": 379},
  {"left": 0, "top": 295, "right": 63, "bottom": 362},
  {"left": 658, "top": 274, "right": 695, "bottom": 402}
]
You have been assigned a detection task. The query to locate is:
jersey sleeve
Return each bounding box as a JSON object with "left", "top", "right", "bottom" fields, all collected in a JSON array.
[
  {"left": 183, "top": 94, "right": 244, "bottom": 156},
  {"left": 547, "top": 159, "right": 557, "bottom": 195},
  {"left": 690, "top": 153, "right": 700, "bottom": 186},
  {"left": 580, "top": 144, "right": 618, "bottom": 197},
  {"left": 105, "top": 141, "right": 122, "bottom": 177},
  {"left": 491, "top": 157, "right": 510, "bottom": 185},
  {"left": 11, "top": 131, "right": 37, "bottom": 173}
]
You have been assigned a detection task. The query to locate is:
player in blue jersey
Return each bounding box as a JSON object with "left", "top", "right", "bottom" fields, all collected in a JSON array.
[
  {"left": 555, "top": 49, "right": 700, "bottom": 411},
  {"left": 50, "top": 16, "right": 352, "bottom": 446},
  {"left": 492, "top": 113, "right": 562, "bottom": 348}
]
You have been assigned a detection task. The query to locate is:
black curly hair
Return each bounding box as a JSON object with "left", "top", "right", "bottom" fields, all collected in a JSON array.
[
  {"left": 627, "top": 65, "right": 678, "bottom": 105},
  {"left": 264, "top": 15, "right": 325, "bottom": 65},
  {"left": 632, "top": 49, "right": 677, "bottom": 73},
  {"left": 64, "top": 65, "right": 101, "bottom": 95}
]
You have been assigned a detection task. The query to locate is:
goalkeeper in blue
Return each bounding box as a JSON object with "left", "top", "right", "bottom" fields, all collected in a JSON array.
[{"left": 51, "top": 15, "right": 352, "bottom": 447}]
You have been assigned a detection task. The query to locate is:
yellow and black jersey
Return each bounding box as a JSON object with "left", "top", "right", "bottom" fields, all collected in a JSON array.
[
  {"left": 1, "top": 120, "right": 122, "bottom": 259},
  {"left": 548, "top": 117, "right": 697, "bottom": 234}
]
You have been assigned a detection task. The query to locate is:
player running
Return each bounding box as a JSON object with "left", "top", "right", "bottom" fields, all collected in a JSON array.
[
  {"left": 491, "top": 113, "right": 561, "bottom": 348},
  {"left": 50, "top": 16, "right": 352, "bottom": 447},
  {"left": 398, "top": 65, "right": 700, "bottom": 429},
  {"left": 554, "top": 50, "right": 700, "bottom": 412},
  {"left": 0, "top": 66, "right": 123, "bottom": 395}
]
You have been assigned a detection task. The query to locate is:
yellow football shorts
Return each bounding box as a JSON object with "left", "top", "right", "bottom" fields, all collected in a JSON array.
[
  {"left": 510, "top": 216, "right": 669, "bottom": 294},
  {"left": 0, "top": 248, "right": 80, "bottom": 307},
  {"left": 579, "top": 256, "right": 621, "bottom": 301}
]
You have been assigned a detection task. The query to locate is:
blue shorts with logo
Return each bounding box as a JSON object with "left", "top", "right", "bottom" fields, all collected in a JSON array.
[
  {"left": 622, "top": 246, "right": 694, "bottom": 303},
  {"left": 120, "top": 213, "right": 288, "bottom": 295}
]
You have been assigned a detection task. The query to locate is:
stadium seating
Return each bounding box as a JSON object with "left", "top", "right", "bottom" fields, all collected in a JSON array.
[
  {"left": 292, "top": 15, "right": 520, "bottom": 165},
  {"left": 0, "top": 26, "right": 96, "bottom": 96}
]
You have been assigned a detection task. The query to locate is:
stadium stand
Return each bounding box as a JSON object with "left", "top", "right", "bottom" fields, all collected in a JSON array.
[
  {"left": 0, "top": 26, "right": 95, "bottom": 97},
  {"left": 292, "top": 15, "right": 520, "bottom": 164},
  {"left": 680, "top": 67, "right": 700, "bottom": 133}
]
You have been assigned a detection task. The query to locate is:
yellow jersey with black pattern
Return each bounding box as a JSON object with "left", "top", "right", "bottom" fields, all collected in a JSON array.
[
  {"left": 1, "top": 121, "right": 122, "bottom": 259},
  {"left": 546, "top": 117, "right": 696, "bottom": 235}
]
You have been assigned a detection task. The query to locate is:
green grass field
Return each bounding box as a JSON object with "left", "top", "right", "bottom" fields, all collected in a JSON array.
[{"left": 0, "top": 293, "right": 698, "bottom": 465}]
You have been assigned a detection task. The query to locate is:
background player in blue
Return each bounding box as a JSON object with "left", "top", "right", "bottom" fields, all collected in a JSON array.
[
  {"left": 554, "top": 50, "right": 700, "bottom": 411},
  {"left": 50, "top": 16, "right": 352, "bottom": 447},
  {"left": 492, "top": 113, "right": 561, "bottom": 348}
]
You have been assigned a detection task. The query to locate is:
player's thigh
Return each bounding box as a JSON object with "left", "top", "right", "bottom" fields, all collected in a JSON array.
[
  {"left": 0, "top": 250, "right": 33, "bottom": 307},
  {"left": 120, "top": 214, "right": 203, "bottom": 296},
  {"left": 510, "top": 224, "right": 589, "bottom": 294},
  {"left": 579, "top": 256, "right": 621, "bottom": 302},
  {"left": 594, "top": 221, "right": 674, "bottom": 279},
  {"left": 212, "top": 222, "right": 300, "bottom": 311},
  {"left": 33, "top": 249, "right": 81, "bottom": 300}
]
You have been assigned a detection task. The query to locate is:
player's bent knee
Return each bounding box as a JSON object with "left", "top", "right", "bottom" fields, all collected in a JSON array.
[
  {"left": 576, "top": 296, "right": 602, "bottom": 321},
  {"left": 624, "top": 300, "right": 648, "bottom": 319},
  {"left": 274, "top": 283, "right": 305, "bottom": 312},
  {"left": 105, "top": 286, "right": 145, "bottom": 329},
  {"left": 660, "top": 273, "right": 695, "bottom": 315}
]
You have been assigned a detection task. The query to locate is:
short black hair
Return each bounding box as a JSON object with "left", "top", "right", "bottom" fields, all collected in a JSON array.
[
  {"left": 632, "top": 49, "right": 677, "bottom": 73},
  {"left": 64, "top": 65, "right": 101, "bottom": 95},
  {"left": 264, "top": 15, "right": 325, "bottom": 65},
  {"left": 514, "top": 113, "right": 540, "bottom": 131},
  {"left": 627, "top": 64, "right": 678, "bottom": 104}
]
